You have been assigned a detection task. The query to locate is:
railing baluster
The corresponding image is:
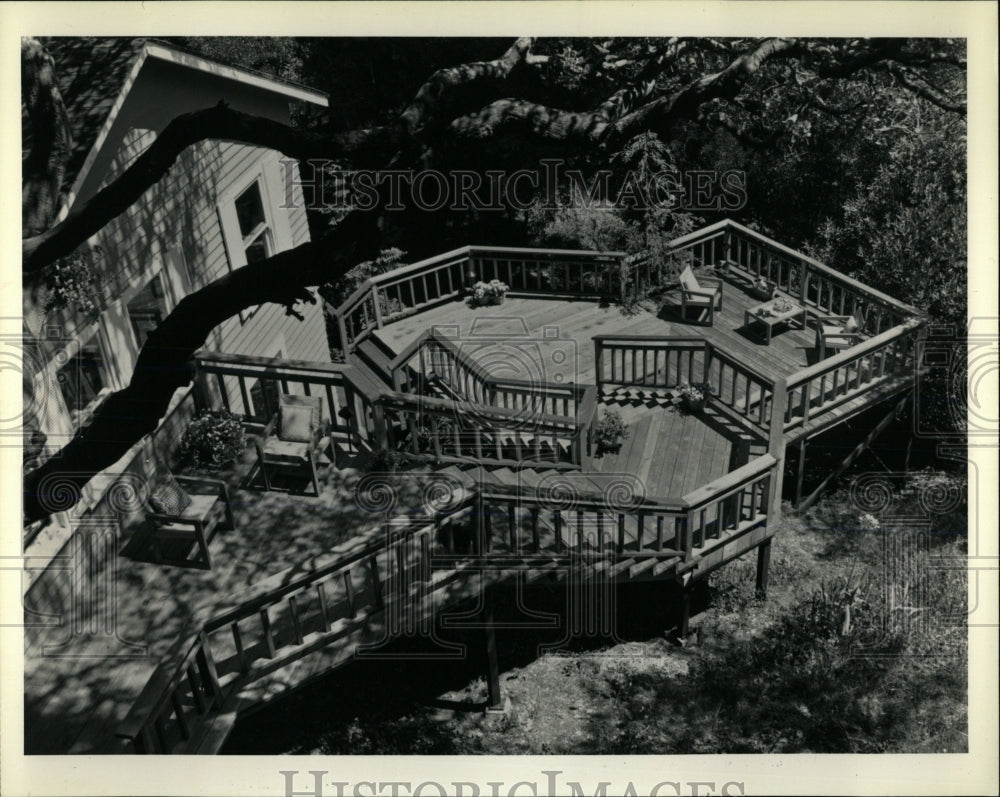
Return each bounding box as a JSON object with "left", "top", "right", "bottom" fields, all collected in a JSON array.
[
  {"left": 508, "top": 500, "right": 518, "bottom": 553},
  {"left": 187, "top": 664, "right": 207, "bottom": 713},
  {"left": 171, "top": 690, "right": 190, "bottom": 740},
  {"left": 316, "top": 581, "right": 332, "bottom": 629},
  {"left": 231, "top": 621, "right": 248, "bottom": 673},
  {"left": 288, "top": 594, "right": 303, "bottom": 646},
  {"left": 259, "top": 608, "right": 276, "bottom": 658}
]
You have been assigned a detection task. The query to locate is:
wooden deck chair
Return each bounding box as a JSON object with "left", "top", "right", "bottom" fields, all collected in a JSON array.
[
  {"left": 144, "top": 473, "right": 235, "bottom": 569},
  {"left": 676, "top": 265, "right": 724, "bottom": 325},
  {"left": 255, "top": 393, "right": 326, "bottom": 495},
  {"left": 815, "top": 306, "right": 866, "bottom": 359}
]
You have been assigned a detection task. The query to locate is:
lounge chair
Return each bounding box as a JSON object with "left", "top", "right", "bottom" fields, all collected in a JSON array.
[
  {"left": 254, "top": 394, "right": 326, "bottom": 495},
  {"left": 677, "top": 265, "right": 723, "bottom": 325},
  {"left": 144, "top": 473, "right": 235, "bottom": 569},
  {"left": 815, "top": 307, "right": 866, "bottom": 359}
]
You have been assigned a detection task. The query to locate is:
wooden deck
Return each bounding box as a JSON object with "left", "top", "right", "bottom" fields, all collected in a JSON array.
[
  {"left": 591, "top": 401, "right": 752, "bottom": 498},
  {"left": 373, "top": 278, "right": 818, "bottom": 389}
]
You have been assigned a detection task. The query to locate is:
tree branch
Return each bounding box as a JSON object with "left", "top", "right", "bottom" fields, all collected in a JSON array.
[
  {"left": 887, "top": 64, "right": 966, "bottom": 114},
  {"left": 399, "top": 36, "right": 544, "bottom": 143},
  {"left": 607, "top": 38, "right": 805, "bottom": 144}
]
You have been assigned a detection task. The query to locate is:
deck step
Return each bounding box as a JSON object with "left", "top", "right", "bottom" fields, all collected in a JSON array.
[{"left": 355, "top": 339, "right": 396, "bottom": 386}]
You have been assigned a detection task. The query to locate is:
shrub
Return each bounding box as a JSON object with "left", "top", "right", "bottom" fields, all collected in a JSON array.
[
  {"left": 594, "top": 409, "right": 627, "bottom": 453},
  {"left": 180, "top": 409, "right": 246, "bottom": 469},
  {"left": 44, "top": 246, "right": 104, "bottom": 318},
  {"left": 367, "top": 447, "right": 409, "bottom": 473}
]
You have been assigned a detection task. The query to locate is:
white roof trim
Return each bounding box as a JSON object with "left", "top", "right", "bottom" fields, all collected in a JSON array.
[
  {"left": 143, "top": 43, "right": 329, "bottom": 108},
  {"left": 58, "top": 41, "right": 328, "bottom": 218}
]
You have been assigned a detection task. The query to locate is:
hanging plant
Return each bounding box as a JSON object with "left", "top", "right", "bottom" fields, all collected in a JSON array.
[{"left": 43, "top": 246, "right": 104, "bottom": 318}]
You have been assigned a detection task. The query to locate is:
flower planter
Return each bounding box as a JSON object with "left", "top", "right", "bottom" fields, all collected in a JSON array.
[
  {"left": 682, "top": 396, "right": 708, "bottom": 413},
  {"left": 471, "top": 279, "right": 509, "bottom": 307}
]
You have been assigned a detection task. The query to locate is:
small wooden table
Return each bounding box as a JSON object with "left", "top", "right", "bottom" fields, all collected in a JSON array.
[{"left": 744, "top": 297, "right": 807, "bottom": 344}]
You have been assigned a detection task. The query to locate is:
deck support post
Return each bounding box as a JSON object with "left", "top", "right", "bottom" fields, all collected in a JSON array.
[
  {"left": 755, "top": 538, "right": 772, "bottom": 599},
  {"left": 795, "top": 438, "right": 808, "bottom": 507},
  {"left": 766, "top": 378, "right": 788, "bottom": 527},
  {"left": 677, "top": 584, "right": 692, "bottom": 639},
  {"left": 482, "top": 590, "right": 502, "bottom": 712}
]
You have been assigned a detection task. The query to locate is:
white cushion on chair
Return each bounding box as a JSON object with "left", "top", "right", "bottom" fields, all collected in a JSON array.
[
  {"left": 263, "top": 437, "right": 309, "bottom": 464},
  {"left": 679, "top": 266, "right": 700, "bottom": 292}
]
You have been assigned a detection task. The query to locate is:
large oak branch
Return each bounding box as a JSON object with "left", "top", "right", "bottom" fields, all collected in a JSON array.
[{"left": 444, "top": 38, "right": 804, "bottom": 149}]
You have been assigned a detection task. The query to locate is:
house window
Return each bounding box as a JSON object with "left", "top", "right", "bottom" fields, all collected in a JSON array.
[
  {"left": 57, "top": 342, "right": 108, "bottom": 416},
  {"left": 127, "top": 275, "right": 168, "bottom": 349},
  {"left": 219, "top": 158, "right": 294, "bottom": 324},
  {"left": 234, "top": 181, "right": 273, "bottom": 265}
]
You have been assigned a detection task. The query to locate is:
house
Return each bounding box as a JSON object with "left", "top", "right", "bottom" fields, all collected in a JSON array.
[{"left": 23, "top": 38, "right": 329, "bottom": 561}]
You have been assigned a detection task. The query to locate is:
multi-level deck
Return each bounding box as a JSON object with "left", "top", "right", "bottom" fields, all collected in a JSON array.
[{"left": 24, "top": 219, "right": 926, "bottom": 755}]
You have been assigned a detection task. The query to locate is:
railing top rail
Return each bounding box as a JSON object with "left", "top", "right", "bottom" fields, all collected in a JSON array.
[
  {"left": 785, "top": 316, "right": 925, "bottom": 388},
  {"left": 477, "top": 480, "right": 687, "bottom": 513},
  {"left": 680, "top": 453, "right": 777, "bottom": 507},
  {"left": 665, "top": 219, "right": 731, "bottom": 249},
  {"left": 593, "top": 334, "right": 707, "bottom": 345},
  {"left": 193, "top": 350, "right": 353, "bottom": 377},
  {"left": 337, "top": 277, "right": 378, "bottom": 317},
  {"left": 388, "top": 328, "right": 437, "bottom": 374},
  {"left": 468, "top": 244, "right": 626, "bottom": 260},
  {"left": 374, "top": 255, "right": 472, "bottom": 290},
  {"left": 365, "top": 246, "right": 473, "bottom": 286}
]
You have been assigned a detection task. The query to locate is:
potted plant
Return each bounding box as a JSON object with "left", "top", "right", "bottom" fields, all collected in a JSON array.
[
  {"left": 677, "top": 382, "right": 714, "bottom": 413},
  {"left": 593, "top": 408, "right": 627, "bottom": 455},
  {"left": 180, "top": 408, "right": 247, "bottom": 469},
  {"left": 471, "top": 279, "right": 509, "bottom": 306}
]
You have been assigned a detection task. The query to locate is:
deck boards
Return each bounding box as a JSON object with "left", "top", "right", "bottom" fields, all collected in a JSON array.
[
  {"left": 374, "top": 278, "right": 819, "bottom": 388},
  {"left": 591, "top": 403, "right": 735, "bottom": 500}
]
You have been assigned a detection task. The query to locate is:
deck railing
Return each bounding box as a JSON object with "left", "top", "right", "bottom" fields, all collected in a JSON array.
[
  {"left": 594, "top": 335, "right": 775, "bottom": 436},
  {"left": 192, "top": 349, "right": 596, "bottom": 467},
  {"left": 192, "top": 351, "right": 390, "bottom": 450},
  {"left": 391, "top": 328, "right": 588, "bottom": 420},
  {"left": 331, "top": 246, "right": 626, "bottom": 361},
  {"left": 783, "top": 317, "right": 924, "bottom": 434},
  {"left": 116, "top": 514, "right": 451, "bottom": 753},
  {"left": 667, "top": 219, "right": 921, "bottom": 334},
  {"left": 117, "top": 450, "right": 779, "bottom": 753},
  {"left": 380, "top": 391, "right": 583, "bottom": 469}
]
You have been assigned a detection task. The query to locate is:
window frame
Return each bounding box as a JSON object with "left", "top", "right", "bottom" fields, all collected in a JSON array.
[
  {"left": 125, "top": 270, "right": 170, "bottom": 353},
  {"left": 217, "top": 156, "right": 293, "bottom": 325}
]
